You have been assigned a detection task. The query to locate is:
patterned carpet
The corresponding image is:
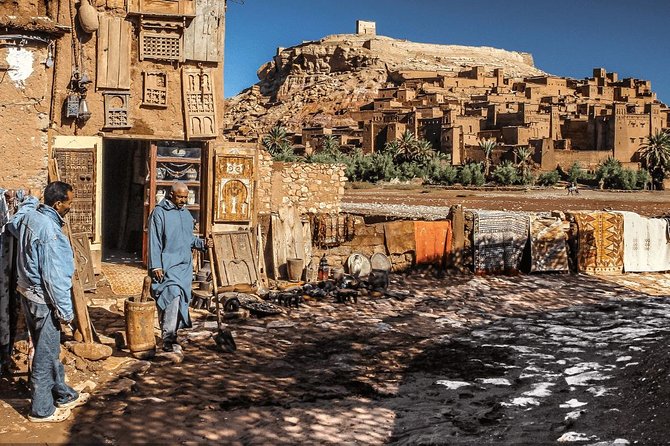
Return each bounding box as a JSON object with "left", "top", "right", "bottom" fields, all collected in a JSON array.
[
  {"left": 101, "top": 261, "right": 147, "bottom": 296},
  {"left": 473, "top": 210, "right": 529, "bottom": 274},
  {"left": 529, "top": 215, "right": 569, "bottom": 273},
  {"left": 573, "top": 211, "right": 624, "bottom": 275}
]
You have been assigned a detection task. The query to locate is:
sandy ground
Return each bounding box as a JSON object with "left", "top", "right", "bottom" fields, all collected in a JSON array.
[{"left": 2, "top": 188, "right": 670, "bottom": 445}]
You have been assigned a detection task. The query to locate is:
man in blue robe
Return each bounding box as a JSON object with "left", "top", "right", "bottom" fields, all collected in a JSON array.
[{"left": 148, "top": 182, "right": 211, "bottom": 352}]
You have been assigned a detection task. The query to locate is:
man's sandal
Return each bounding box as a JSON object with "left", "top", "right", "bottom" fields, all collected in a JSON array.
[{"left": 28, "top": 406, "right": 72, "bottom": 423}]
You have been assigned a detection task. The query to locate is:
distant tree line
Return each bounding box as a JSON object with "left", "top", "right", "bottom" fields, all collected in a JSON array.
[{"left": 263, "top": 125, "right": 670, "bottom": 190}]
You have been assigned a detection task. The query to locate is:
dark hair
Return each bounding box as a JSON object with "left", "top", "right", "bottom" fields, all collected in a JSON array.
[{"left": 44, "top": 181, "right": 73, "bottom": 206}]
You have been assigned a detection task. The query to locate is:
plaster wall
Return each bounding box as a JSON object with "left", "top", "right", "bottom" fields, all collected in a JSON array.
[{"left": 0, "top": 44, "right": 52, "bottom": 190}]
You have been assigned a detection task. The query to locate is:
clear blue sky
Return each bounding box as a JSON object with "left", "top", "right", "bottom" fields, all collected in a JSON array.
[{"left": 224, "top": 0, "right": 670, "bottom": 104}]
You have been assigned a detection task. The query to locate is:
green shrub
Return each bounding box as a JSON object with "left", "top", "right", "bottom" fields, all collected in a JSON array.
[
  {"left": 492, "top": 161, "right": 519, "bottom": 185},
  {"left": 595, "top": 157, "right": 648, "bottom": 190},
  {"left": 567, "top": 162, "right": 585, "bottom": 183},
  {"left": 636, "top": 169, "right": 651, "bottom": 189},
  {"left": 459, "top": 163, "right": 485, "bottom": 186},
  {"left": 272, "top": 145, "right": 301, "bottom": 162},
  {"left": 426, "top": 159, "right": 458, "bottom": 185},
  {"left": 536, "top": 170, "right": 561, "bottom": 186}
]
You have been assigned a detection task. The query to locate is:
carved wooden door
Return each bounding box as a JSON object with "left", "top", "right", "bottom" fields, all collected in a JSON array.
[{"left": 54, "top": 147, "right": 96, "bottom": 238}]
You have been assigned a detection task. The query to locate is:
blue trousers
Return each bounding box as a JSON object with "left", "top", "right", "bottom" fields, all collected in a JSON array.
[
  {"left": 21, "top": 298, "right": 78, "bottom": 418},
  {"left": 157, "top": 293, "right": 180, "bottom": 345}
]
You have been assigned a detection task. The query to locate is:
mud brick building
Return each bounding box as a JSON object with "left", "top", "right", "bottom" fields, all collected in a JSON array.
[
  {"left": 0, "top": 0, "right": 256, "bottom": 271},
  {"left": 358, "top": 66, "right": 670, "bottom": 171}
]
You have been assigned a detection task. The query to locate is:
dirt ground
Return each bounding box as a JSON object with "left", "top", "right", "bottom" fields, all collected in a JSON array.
[
  {"left": 342, "top": 186, "right": 670, "bottom": 217},
  {"left": 2, "top": 188, "right": 670, "bottom": 445}
]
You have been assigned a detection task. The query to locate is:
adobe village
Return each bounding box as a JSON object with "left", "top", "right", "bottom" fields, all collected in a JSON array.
[{"left": 2, "top": 1, "right": 670, "bottom": 444}]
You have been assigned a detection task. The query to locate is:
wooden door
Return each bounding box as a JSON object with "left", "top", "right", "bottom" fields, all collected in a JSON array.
[{"left": 53, "top": 147, "right": 97, "bottom": 238}]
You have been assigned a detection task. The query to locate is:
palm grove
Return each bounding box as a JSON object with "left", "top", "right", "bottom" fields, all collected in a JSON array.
[{"left": 263, "top": 125, "right": 670, "bottom": 190}]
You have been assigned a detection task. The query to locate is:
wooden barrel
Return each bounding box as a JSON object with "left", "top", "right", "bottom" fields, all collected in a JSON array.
[
  {"left": 286, "top": 258, "right": 304, "bottom": 282},
  {"left": 124, "top": 297, "right": 156, "bottom": 353}
]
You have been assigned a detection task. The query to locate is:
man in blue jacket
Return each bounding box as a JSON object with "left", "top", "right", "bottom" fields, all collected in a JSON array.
[
  {"left": 148, "top": 182, "right": 212, "bottom": 353},
  {"left": 7, "top": 181, "right": 89, "bottom": 422}
]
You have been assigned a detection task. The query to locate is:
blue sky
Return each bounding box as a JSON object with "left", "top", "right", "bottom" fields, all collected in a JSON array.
[{"left": 224, "top": 0, "right": 670, "bottom": 104}]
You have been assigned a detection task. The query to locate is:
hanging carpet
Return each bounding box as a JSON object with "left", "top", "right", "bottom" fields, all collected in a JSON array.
[
  {"left": 573, "top": 211, "right": 623, "bottom": 275},
  {"left": 414, "top": 221, "right": 452, "bottom": 265},
  {"left": 473, "top": 211, "right": 529, "bottom": 274},
  {"left": 615, "top": 211, "right": 670, "bottom": 272},
  {"left": 529, "top": 215, "right": 569, "bottom": 273}
]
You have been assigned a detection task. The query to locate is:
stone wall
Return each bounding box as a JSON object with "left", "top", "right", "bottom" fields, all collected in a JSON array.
[{"left": 256, "top": 150, "right": 347, "bottom": 215}]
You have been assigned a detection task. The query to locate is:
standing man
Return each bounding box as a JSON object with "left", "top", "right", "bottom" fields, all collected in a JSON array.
[
  {"left": 148, "top": 182, "right": 212, "bottom": 353},
  {"left": 7, "top": 182, "right": 89, "bottom": 422}
]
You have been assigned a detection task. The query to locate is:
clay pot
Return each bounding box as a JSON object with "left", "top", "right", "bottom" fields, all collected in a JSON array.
[{"left": 78, "top": 0, "right": 99, "bottom": 34}]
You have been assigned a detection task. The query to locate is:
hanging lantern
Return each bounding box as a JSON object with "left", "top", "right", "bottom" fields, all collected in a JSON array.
[
  {"left": 77, "top": 96, "right": 92, "bottom": 121},
  {"left": 66, "top": 93, "right": 80, "bottom": 118}
]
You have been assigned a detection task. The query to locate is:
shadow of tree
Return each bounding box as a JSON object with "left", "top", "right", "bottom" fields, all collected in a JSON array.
[{"left": 60, "top": 272, "right": 670, "bottom": 445}]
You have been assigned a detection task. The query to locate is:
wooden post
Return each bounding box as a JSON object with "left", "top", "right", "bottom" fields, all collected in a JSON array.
[{"left": 449, "top": 205, "right": 465, "bottom": 272}]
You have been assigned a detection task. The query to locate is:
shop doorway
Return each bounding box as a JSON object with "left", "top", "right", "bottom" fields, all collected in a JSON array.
[{"left": 101, "top": 139, "right": 148, "bottom": 262}]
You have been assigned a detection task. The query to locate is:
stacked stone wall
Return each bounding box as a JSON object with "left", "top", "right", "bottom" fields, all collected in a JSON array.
[{"left": 256, "top": 151, "right": 346, "bottom": 215}]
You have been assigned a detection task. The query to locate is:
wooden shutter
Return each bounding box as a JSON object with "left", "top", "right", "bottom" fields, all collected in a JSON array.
[
  {"left": 97, "top": 16, "right": 131, "bottom": 90},
  {"left": 182, "top": 68, "right": 218, "bottom": 139},
  {"left": 184, "top": 0, "right": 224, "bottom": 62}
]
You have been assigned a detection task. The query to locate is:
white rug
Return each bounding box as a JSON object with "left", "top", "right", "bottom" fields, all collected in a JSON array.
[{"left": 616, "top": 211, "right": 670, "bottom": 272}]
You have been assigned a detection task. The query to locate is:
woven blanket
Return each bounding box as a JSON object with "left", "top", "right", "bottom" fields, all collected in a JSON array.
[
  {"left": 529, "top": 215, "right": 569, "bottom": 272},
  {"left": 573, "top": 211, "right": 623, "bottom": 275},
  {"left": 615, "top": 211, "right": 670, "bottom": 272},
  {"left": 384, "top": 221, "right": 416, "bottom": 254},
  {"left": 473, "top": 211, "right": 529, "bottom": 274},
  {"left": 414, "top": 221, "right": 452, "bottom": 265}
]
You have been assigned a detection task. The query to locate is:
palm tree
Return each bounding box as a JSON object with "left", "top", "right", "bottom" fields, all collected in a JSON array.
[
  {"left": 392, "top": 130, "right": 418, "bottom": 163},
  {"left": 262, "top": 125, "right": 291, "bottom": 156},
  {"left": 413, "top": 139, "right": 436, "bottom": 163},
  {"left": 320, "top": 135, "right": 340, "bottom": 155},
  {"left": 478, "top": 138, "right": 497, "bottom": 177},
  {"left": 638, "top": 130, "right": 670, "bottom": 189},
  {"left": 514, "top": 147, "right": 533, "bottom": 180}
]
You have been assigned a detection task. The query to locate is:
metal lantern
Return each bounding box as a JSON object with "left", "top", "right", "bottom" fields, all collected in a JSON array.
[{"left": 66, "top": 93, "right": 80, "bottom": 118}]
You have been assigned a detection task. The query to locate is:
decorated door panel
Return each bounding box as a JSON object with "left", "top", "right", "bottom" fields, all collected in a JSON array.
[{"left": 54, "top": 147, "right": 96, "bottom": 237}]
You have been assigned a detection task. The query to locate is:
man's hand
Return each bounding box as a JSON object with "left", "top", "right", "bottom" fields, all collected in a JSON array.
[
  {"left": 205, "top": 237, "right": 214, "bottom": 249},
  {"left": 152, "top": 268, "right": 164, "bottom": 282}
]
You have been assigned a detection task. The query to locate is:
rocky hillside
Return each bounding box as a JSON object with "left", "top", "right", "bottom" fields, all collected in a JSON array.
[{"left": 223, "top": 33, "right": 547, "bottom": 139}]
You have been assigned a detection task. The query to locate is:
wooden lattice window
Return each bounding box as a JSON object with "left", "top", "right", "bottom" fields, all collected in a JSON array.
[
  {"left": 103, "top": 92, "right": 131, "bottom": 128},
  {"left": 142, "top": 71, "right": 168, "bottom": 107},
  {"left": 182, "top": 68, "right": 217, "bottom": 139},
  {"left": 139, "top": 19, "right": 183, "bottom": 62}
]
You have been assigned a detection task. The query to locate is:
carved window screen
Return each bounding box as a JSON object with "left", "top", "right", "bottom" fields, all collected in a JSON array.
[
  {"left": 53, "top": 148, "right": 96, "bottom": 237},
  {"left": 128, "top": 0, "right": 196, "bottom": 16},
  {"left": 182, "top": 68, "right": 217, "bottom": 139},
  {"left": 103, "top": 92, "right": 131, "bottom": 128},
  {"left": 142, "top": 71, "right": 168, "bottom": 107},
  {"left": 139, "top": 20, "right": 184, "bottom": 62}
]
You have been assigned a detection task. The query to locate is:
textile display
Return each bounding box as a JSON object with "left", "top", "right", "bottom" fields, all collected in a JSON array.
[
  {"left": 616, "top": 211, "right": 670, "bottom": 272},
  {"left": 473, "top": 210, "right": 529, "bottom": 274},
  {"left": 0, "top": 190, "right": 11, "bottom": 348},
  {"left": 529, "top": 215, "right": 569, "bottom": 272},
  {"left": 414, "top": 221, "right": 452, "bottom": 265},
  {"left": 573, "top": 211, "right": 624, "bottom": 275}
]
